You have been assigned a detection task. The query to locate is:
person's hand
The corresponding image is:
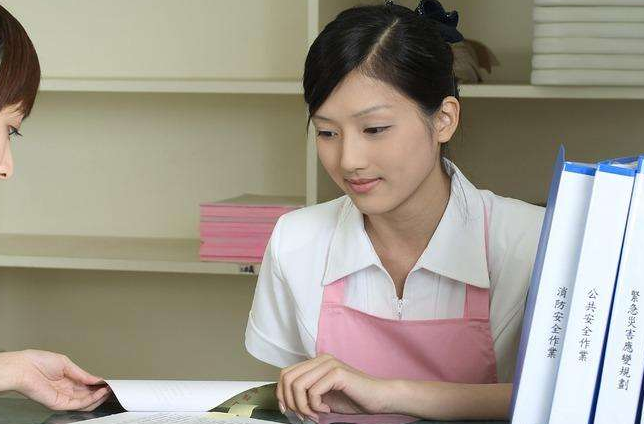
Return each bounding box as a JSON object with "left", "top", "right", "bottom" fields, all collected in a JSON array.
[
  {"left": 1, "top": 349, "right": 111, "bottom": 411},
  {"left": 276, "top": 353, "right": 394, "bottom": 422}
]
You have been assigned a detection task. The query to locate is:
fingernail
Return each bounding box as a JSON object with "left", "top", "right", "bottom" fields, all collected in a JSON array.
[{"left": 279, "top": 402, "right": 286, "bottom": 414}]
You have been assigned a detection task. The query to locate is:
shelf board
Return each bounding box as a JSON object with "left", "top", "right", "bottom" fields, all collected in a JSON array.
[
  {"left": 0, "top": 234, "right": 260, "bottom": 276},
  {"left": 40, "top": 78, "right": 644, "bottom": 99},
  {"left": 40, "top": 77, "right": 303, "bottom": 95},
  {"left": 459, "top": 84, "right": 644, "bottom": 100}
]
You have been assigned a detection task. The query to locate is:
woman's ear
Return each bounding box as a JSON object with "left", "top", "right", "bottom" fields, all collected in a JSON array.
[{"left": 432, "top": 96, "right": 460, "bottom": 145}]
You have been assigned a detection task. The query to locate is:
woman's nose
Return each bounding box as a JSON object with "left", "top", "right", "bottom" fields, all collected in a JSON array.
[
  {"left": 0, "top": 143, "right": 14, "bottom": 179},
  {"left": 340, "top": 134, "right": 368, "bottom": 172}
]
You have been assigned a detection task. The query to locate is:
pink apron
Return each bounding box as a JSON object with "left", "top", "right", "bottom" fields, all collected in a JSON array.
[{"left": 315, "top": 209, "right": 498, "bottom": 424}]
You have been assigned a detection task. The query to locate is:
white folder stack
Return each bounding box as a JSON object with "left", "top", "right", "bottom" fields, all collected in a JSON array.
[
  {"left": 532, "top": 0, "right": 644, "bottom": 86},
  {"left": 510, "top": 150, "right": 644, "bottom": 424}
]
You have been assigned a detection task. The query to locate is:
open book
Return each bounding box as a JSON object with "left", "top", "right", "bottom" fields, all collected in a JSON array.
[{"left": 73, "top": 380, "right": 281, "bottom": 424}]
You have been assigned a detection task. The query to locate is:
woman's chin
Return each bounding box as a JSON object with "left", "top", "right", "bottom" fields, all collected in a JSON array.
[{"left": 348, "top": 192, "right": 399, "bottom": 217}]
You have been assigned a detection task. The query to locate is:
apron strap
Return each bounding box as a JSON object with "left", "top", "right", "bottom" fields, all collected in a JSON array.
[
  {"left": 322, "top": 278, "right": 346, "bottom": 305},
  {"left": 482, "top": 194, "right": 491, "bottom": 267},
  {"left": 464, "top": 284, "right": 491, "bottom": 320}
]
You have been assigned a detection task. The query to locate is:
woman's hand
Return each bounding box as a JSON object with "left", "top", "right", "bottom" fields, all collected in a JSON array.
[
  {"left": 276, "top": 353, "right": 394, "bottom": 422},
  {"left": 275, "top": 353, "right": 513, "bottom": 422},
  {"left": 0, "top": 349, "right": 111, "bottom": 411}
]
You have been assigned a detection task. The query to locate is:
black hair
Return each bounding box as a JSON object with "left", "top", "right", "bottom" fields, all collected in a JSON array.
[
  {"left": 0, "top": 4, "right": 41, "bottom": 117},
  {"left": 303, "top": 3, "right": 459, "bottom": 157}
]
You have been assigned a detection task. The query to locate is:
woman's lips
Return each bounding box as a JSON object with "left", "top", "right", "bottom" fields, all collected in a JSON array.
[{"left": 346, "top": 178, "right": 381, "bottom": 194}]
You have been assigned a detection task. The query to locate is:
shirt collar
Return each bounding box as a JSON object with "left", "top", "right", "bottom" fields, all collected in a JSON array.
[{"left": 322, "top": 160, "right": 490, "bottom": 288}]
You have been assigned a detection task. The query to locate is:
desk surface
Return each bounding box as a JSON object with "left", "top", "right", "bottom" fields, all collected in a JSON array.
[{"left": 0, "top": 398, "right": 508, "bottom": 424}]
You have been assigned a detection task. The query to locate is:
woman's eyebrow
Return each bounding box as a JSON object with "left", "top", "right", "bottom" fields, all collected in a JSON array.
[
  {"left": 313, "top": 104, "right": 393, "bottom": 122},
  {"left": 352, "top": 104, "right": 392, "bottom": 118}
]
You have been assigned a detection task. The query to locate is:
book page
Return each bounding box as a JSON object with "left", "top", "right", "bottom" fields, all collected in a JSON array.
[
  {"left": 105, "top": 380, "right": 274, "bottom": 412},
  {"left": 74, "top": 411, "right": 279, "bottom": 424}
]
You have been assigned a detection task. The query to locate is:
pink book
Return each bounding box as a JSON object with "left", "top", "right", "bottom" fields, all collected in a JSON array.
[
  {"left": 200, "top": 207, "right": 298, "bottom": 219},
  {"left": 200, "top": 255, "right": 262, "bottom": 264},
  {"left": 200, "top": 236, "right": 270, "bottom": 247},
  {"left": 200, "top": 194, "right": 304, "bottom": 218},
  {"left": 199, "top": 221, "right": 275, "bottom": 236},
  {"left": 200, "top": 216, "right": 280, "bottom": 224}
]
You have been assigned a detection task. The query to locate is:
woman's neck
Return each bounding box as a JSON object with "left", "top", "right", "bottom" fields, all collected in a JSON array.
[{"left": 364, "top": 161, "right": 452, "bottom": 282}]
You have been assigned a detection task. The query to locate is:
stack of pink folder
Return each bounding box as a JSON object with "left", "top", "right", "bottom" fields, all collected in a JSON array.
[{"left": 199, "top": 194, "right": 304, "bottom": 263}]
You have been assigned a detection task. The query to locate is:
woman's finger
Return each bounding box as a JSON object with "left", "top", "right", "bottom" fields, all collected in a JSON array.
[
  {"left": 77, "top": 389, "right": 112, "bottom": 412},
  {"left": 63, "top": 356, "right": 103, "bottom": 386},
  {"left": 278, "top": 361, "right": 309, "bottom": 414},
  {"left": 280, "top": 355, "right": 334, "bottom": 415},
  {"left": 276, "top": 358, "right": 317, "bottom": 413},
  {"left": 50, "top": 385, "right": 108, "bottom": 411},
  {"left": 291, "top": 358, "right": 344, "bottom": 420},
  {"left": 308, "top": 368, "right": 351, "bottom": 414},
  {"left": 279, "top": 361, "right": 310, "bottom": 415},
  {"left": 275, "top": 379, "right": 285, "bottom": 414}
]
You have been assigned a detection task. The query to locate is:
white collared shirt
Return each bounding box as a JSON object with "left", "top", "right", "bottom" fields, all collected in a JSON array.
[{"left": 245, "top": 161, "right": 544, "bottom": 383}]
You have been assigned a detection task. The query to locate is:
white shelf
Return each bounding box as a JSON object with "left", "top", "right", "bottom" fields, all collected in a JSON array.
[
  {"left": 40, "top": 79, "right": 644, "bottom": 99},
  {"left": 0, "top": 234, "right": 260, "bottom": 276},
  {"left": 459, "top": 84, "right": 644, "bottom": 100},
  {"left": 40, "top": 78, "right": 303, "bottom": 95}
]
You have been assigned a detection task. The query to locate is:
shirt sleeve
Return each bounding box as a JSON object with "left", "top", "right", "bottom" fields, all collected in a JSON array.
[
  {"left": 493, "top": 302, "right": 526, "bottom": 383},
  {"left": 244, "top": 217, "right": 309, "bottom": 368},
  {"left": 488, "top": 197, "right": 545, "bottom": 383}
]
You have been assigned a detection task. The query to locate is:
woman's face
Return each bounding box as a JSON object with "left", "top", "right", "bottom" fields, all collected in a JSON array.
[
  {"left": 0, "top": 103, "right": 23, "bottom": 179},
  {"left": 312, "top": 70, "right": 458, "bottom": 216}
]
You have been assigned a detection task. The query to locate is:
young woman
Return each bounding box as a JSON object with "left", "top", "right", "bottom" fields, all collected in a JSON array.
[
  {"left": 245, "top": 1, "right": 543, "bottom": 423},
  {"left": 0, "top": 4, "right": 110, "bottom": 411}
]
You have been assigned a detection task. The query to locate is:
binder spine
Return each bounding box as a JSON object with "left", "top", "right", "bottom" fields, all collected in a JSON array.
[
  {"left": 510, "top": 147, "right": 596, "bottom": 424},
  {"left": 594, "top": 158, "right": 644, "bottom": 424}
]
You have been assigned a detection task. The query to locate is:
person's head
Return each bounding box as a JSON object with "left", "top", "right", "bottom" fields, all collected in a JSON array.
[
  {"left": 0, "top": 5, "right": 41, "bottom": 179},
  {"left": 304, "top": 2, "right": 460, "bottom": 216}
]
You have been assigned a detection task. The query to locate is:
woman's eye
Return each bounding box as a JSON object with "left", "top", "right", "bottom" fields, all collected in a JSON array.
[
  {"left": 317, "top": 130, "right": 336, "bottom": 138},
  {"left": 364, "top": 126, "right": 391, "bottom": 135},
  {"left": 8, "top": 126, "right": 22, "bottom": 138}
]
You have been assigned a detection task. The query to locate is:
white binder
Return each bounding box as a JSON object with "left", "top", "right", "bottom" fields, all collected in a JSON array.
[
  {"left": 594, "top": 156, "right": 644, "bottom": 424},
  {"left": 548, "top": 158, "right": 637, "bottom": 424},
  {"left": 510, "top": 147, "right": 596, "bottom": 424}
]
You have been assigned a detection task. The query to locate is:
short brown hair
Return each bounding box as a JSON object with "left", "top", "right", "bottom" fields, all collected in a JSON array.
[{"left": 0, "top": 5, "right": 41, "bottom": 117}]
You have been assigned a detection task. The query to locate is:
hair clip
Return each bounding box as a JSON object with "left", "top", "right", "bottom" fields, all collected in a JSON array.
[{"left": 415, "top": 0, "right": 464, "bottom": 44}]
